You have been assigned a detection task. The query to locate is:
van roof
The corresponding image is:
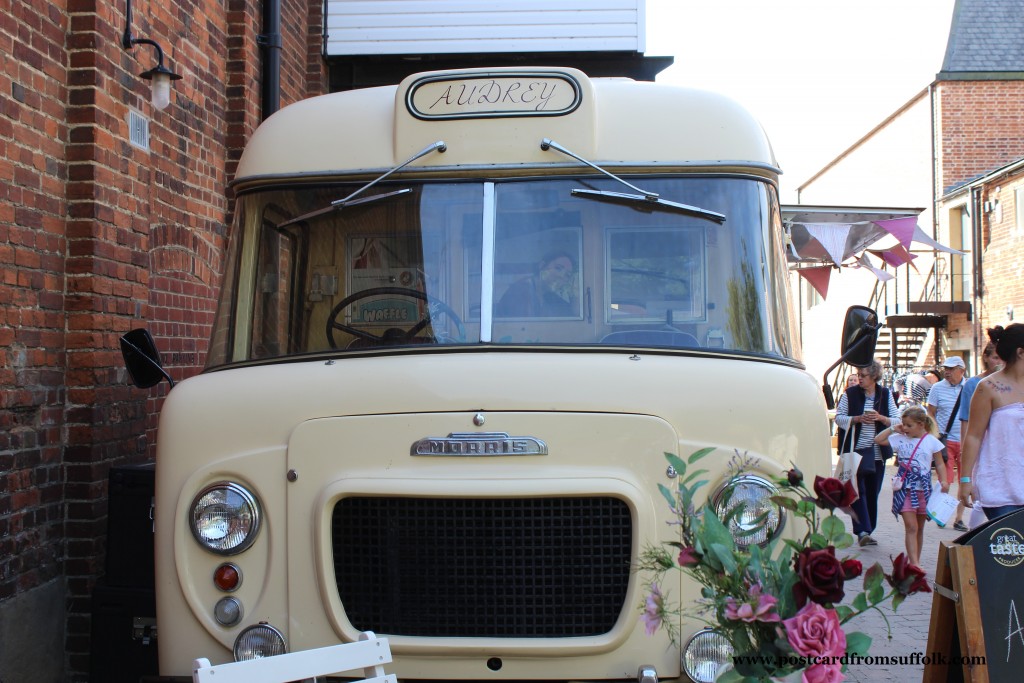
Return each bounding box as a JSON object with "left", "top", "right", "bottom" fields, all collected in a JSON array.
[{"left": 234, "top": 67, "right": 779, "bottom": 186}]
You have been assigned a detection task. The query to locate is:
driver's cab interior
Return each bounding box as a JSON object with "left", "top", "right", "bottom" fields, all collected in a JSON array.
[{"left": 240, "top": 176, "right": 769, "bottom": 361}]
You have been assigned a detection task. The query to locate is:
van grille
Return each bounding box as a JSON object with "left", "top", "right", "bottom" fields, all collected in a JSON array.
[{"left": 331, "top": 496, "right": 633, "bottom": 637}]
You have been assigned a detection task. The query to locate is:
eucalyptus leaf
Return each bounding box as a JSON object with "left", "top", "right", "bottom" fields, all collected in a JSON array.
[
  {"left": 688, "top": 446, "right": 716, "bottom": 464},
  {"left": 709, "top": 542, "right": 738, "bottom": 574},
  {"left": 658, "top": 483, "right": 677, "bottom": 509},
  {"left": 665, "top": 452, "right": 688, "bottom": 478},
  {"left": 701, "top": 508, "right": 737, "bottom": 553},
  {"left": 683, "top": 468, "right": 710, "bottom": 484}
]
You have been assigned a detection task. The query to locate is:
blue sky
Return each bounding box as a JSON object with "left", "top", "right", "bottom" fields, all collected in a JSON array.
[{"left": 646, "top": 0, "right": 956, "bottom": 201}]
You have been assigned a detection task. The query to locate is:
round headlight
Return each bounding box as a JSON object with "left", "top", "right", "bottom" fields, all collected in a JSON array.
[
  {"left": 190, "top": 482, "right": 261, "bottom": 555},
  {"left": 681, "top": 628, "right": 734, "bottom": 683},
  {"left": 711, "top": 475, "right": 783, "bottom": 547},
  {"left": 233, "top": 622, "right": 287, "bottom": 661}
]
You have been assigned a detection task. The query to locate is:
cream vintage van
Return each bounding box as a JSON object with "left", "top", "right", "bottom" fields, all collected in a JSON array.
[{"left": 119, "top": 66, "right": 876, "bottom": 682}]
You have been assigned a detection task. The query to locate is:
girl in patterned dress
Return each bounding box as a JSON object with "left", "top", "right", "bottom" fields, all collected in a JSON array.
[{"left": 874, "top": 406, "right": 948, "bottom": 566}]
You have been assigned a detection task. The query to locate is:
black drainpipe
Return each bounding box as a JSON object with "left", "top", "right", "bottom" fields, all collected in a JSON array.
[{"left": 258, "top": 0, "right": 282, "bottom": 119}]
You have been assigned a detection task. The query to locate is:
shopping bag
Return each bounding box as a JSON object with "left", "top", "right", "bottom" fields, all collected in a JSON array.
[
  {"left": 926, "top": 491, "right": 959, "bottom": 527},
  {"left": 833, "top": 450, "right": 862, "bottom": 485}
]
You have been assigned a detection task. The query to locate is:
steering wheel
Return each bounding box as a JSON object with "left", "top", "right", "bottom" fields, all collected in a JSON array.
[{"left": 326, "top": 286, "right": 466, "bottom": 349}]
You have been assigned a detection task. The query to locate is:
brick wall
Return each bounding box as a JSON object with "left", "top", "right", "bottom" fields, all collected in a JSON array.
[
  {"left": 976, "top": 171, "right": 1024, "bottom": 334},
  {"left": 1, "top": 0, "right": 325, "bottom": 678},
  {"left": 935, "top": 79, "right": 1024, "bottom": 194},
  {"left": 1, "top": 0, "right": 71, "bottom": 612}
]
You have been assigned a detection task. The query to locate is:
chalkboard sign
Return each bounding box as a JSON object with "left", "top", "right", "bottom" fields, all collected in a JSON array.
[
  {"left": 959, "top": 508, "right": 1024, "bottom": 681},
  {"left": 925, "top": 507, "right": 1024, "bottom": 682}
]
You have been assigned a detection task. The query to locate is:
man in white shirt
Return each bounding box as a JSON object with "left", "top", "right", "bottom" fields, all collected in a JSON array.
[{"left": 928, "top": 356, "right": 967, "bottom": 527}]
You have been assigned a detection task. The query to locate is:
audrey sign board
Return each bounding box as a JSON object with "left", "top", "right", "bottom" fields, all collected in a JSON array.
[{"left": 924, "top": 507, "right": 1024, "bottom": 682}]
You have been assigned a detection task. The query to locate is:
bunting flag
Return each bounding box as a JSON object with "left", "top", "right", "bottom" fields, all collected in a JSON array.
[
  {"left": 867, "top": 243, "right": 917, "bottom": 269},
  {"left": 911, "top": 224, "right": 965, "bottom": 254},
  {"left": 873, "top": 216, "right": 917, "bottom": 248},
  {"left": 857, "top": 254, "right": 895, "bottom": 281},
  {"left": 803, "top": 223, "right": 853, "bottom": 266},
  {"left": 796, "top": 265, "right": 833, "bottom": 299}
]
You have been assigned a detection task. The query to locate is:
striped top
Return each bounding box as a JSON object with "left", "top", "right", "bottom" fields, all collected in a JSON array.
[
  {"left": 835, "top": 389, "right": 899, "bottom": 459},
  {"left": 927, "top": 379, "right": 966, "bottom": 442}
]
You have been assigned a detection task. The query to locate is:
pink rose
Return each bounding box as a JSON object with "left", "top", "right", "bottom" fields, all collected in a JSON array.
[
  {"left": 803, "top": 662, "right": 844, "bottom": 683},
  {"left": 783, "top": 602, "right": 846, "bottom": 660}
]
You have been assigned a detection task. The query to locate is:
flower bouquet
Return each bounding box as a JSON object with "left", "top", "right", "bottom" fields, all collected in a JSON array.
[{"left": 639, "top": 449, "right": 931, "bottom": 683}]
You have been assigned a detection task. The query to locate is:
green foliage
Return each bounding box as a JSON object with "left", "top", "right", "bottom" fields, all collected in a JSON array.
[{"left": 639, "top": 449, "right": 929, "bottom": 682}]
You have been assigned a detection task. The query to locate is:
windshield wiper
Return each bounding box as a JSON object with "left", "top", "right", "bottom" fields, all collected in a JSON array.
[
  {"left": 276, "top": 140, "right": 446, "bottom": 229},
  {"left": 540, "top": 138, "right": 726, "bottom": 224}
]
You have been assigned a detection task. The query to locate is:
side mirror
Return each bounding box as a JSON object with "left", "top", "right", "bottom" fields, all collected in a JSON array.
[
  {"left": 840, "top": 305, "right": 880, "bottom": 367},
  {"left": 821, "top": 306, "right": 880, "bottom": 410},
  {"left": 120, "top": 328, "right": 175, "bottom": 389}
]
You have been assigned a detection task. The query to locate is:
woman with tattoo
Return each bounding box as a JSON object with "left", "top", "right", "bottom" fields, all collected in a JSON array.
[{"left": 959, "top": 323, "right": 1024, "bottom": 520}]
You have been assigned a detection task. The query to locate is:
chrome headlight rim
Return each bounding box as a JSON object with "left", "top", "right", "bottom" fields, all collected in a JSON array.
[
  {"left": 232, "top": 622, "right": 288, "bottom": 661},
  {"left": 710, "top": 473, "right": 784, "bottom": 548},
  {"left": 189, "top": 481, "right": 262, "bottom": 556},
  {"left": 681, "top": 627, "right": 734, "bottom": 683}
]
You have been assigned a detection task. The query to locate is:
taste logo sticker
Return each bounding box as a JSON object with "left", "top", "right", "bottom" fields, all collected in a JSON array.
[{"left": 988, "top": 527, "right": 1024, "bottom": 568}]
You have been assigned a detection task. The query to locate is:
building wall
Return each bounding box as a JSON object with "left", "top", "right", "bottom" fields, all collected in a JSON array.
[
  {"left": 0, "top": 0, "right": 325, "bottom": 678},
  {"left": 791, "top": 92, "right": 938, "bottom": 382},
  {"left": 934, "top": 79, "right": 1024, "bottom": 194}
]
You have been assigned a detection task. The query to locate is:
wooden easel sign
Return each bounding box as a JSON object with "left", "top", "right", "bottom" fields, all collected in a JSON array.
[{"left": 924, "top": 508, "right": 1024, "bottom": 682}]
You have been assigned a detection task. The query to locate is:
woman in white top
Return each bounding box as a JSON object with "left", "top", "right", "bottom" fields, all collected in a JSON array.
[{"left": 875, "top": 406, "right": 948, "bottom": 567}]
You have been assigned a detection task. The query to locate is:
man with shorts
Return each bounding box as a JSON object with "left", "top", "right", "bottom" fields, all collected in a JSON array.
[{"left": 928, "top": 356, "right": 967, "bottom": 527}]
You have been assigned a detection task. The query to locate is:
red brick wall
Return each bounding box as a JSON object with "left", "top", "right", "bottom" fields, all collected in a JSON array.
[
  {"left": 976, "top": 172, "right": 1024, "bottom": 335},
  {"left": 2, "top": 0, "right": 325, "bottom": 677},
  {"left": 1, "top": 0, "right": 71, "bottom": 607},
  {"left": 935, "top": 80, "right": 1024, "bottom": 194}
]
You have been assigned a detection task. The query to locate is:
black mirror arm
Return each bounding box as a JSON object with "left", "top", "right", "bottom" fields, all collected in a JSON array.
[
  {"left": 121, "top": 336, "right": 176, "bottom": 389},
  {"left": 820, "top": 323, "right": 880, "bottom": 410}
]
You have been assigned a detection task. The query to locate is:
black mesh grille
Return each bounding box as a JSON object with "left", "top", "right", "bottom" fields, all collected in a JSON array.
[{"left": 331, "top": 496, "right": 632, "bottom": 638}]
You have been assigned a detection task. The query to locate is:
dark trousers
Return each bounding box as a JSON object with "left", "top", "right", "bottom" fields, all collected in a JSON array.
[{"left": 851, "top": 453, "right": 881, "bottom": 536}]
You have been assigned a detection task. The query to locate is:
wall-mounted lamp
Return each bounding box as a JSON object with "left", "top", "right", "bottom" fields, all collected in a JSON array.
[{"left": 122, "top": 0, "right": 181, "bottom": 110}]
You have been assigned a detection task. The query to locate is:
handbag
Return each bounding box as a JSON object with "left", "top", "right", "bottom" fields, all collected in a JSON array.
[
  {"left": 891, "top": 436, "right": 925, "bottom": 492},
  {"left": 833, "top": 427, "right": 862, "bottom": 487}
]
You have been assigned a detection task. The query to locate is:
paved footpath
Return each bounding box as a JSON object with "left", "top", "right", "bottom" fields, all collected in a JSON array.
[{"left": 835, "top": 461, "right": 967, "bottom": 683}]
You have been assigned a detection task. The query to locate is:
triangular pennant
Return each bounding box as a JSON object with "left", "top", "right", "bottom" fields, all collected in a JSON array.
[
  {"left": 797, "top": 266, "right": 833, "bottom": 299},
  {"left": 911, "top": 224, "right": 965, "bottom": 254},
  {"left": 867, "top": 244, "right": 917, "bottom": 268},
  {"left": 873, "top": 216, "right": 917, "bottom": 249},
  {"left": 804, "top": 223, "right": 853, "bottom": 266},
  {"left": 857, "top": 254, "right": 895, "bottom": 281}
]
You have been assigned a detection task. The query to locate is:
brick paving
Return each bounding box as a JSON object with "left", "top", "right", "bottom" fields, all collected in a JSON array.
[{"left": 835, "top": 461, "right": 966, "bottom": 682}]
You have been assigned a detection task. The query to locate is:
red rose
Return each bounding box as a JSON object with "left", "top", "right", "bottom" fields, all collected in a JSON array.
[
  {"left": 786, "top": 467, "right": 804, "bottom": 487},
  {"left": 812, "top": 476, "right": 858, "bottom": 510},
  {"left": 888, "top": 553, "right": 931, "bottom": 596},
  {"left": 840, "top": 558, "right": 862, "bottom": 581},
  {"left": 792, "top": 546, "right": 846, "bottom": 608}
]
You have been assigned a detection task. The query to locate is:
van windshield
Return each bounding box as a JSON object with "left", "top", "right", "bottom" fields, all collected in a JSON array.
[{"left": 207, "top": 176, "right": 796, "bottom": 366}]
